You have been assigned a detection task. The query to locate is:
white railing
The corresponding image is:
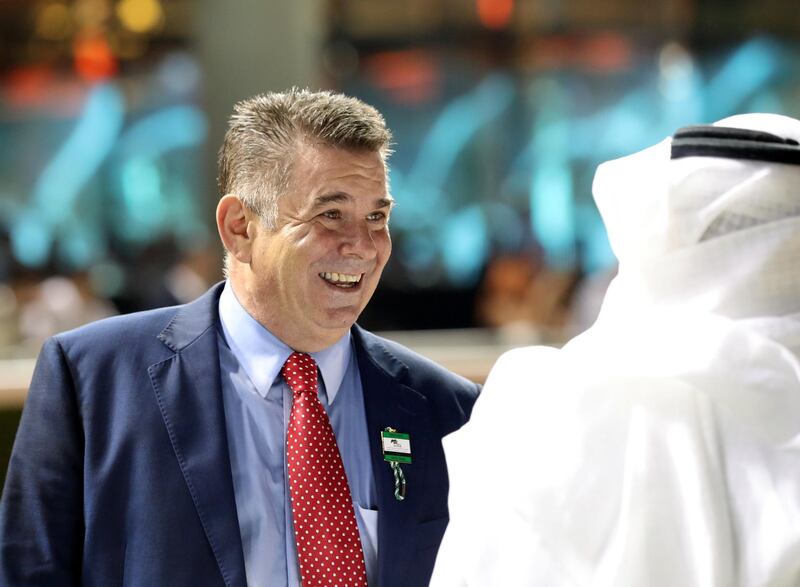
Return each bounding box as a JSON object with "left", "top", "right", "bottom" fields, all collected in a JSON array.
[{"left": 0, "top": 327, "right": 563, "bottom": 408}]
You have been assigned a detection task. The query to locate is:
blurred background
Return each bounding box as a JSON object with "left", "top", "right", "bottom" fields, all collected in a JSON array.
[{"left": 1, "top": 0, "right": 800, "bottom": 482}]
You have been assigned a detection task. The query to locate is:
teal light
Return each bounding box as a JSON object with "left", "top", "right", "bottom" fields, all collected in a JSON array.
[
  {"left": 11, "top": 212, "right": 51, "bottom": 267},
  {"left": 59, "top": 221, "right": 104, "bottom": 269},
  {"left": 12, "top": 83, "right": 124, "bottom": 268},
  {"left": 119, "top": 157, "right": 165, "bottom": 240},
  {"left": 116, "top": 105, "right": 207, "bottom": 160},
  {"left": 484, "top": 202, "right": 524, "bottom": 252},
  {"left": 440, "top": 205, "right": 488, "bottom": 286},
  {"left": 530, "top": 163, "right": 575, "bottom": 267},
  {"left": 400, "top": 233, "right": 437, "bottom": 271},
  {"left": 389, "top": 185, "right": 442, "bottom": 230},
  {"left": 706, "top": 38, "right": 781, "bottom": 118},
  {"left": 111, "top": 105, "right": 208, "bottom": 244},
  {"left": 746, "top": 91, "right": 782, "bottom": 114},
  {"left": 33, "top": 83, "right": 124, "bottom": 223},
  {"left": 407, "top": 74, "right": 514, "bottom": 197},
  {"left": 391, "top": 75, "right": 514, "bottom": 281},
  {"left": 528, "top": 78, "right": 576, "bottom": 269}
]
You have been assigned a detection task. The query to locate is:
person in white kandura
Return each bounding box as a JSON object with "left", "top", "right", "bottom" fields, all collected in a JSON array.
[{"left": 431, "top": 113, "right": 800, "bottom": 587}]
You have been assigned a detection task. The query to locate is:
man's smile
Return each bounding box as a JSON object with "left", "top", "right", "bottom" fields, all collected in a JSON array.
[{"left": 318, "top": 272, "right": 364, "bottom": 289}]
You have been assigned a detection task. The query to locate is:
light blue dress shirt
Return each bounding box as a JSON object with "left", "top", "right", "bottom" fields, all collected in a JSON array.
[{"left": 217, "top": 282, "right": 378, "bottom": 587}]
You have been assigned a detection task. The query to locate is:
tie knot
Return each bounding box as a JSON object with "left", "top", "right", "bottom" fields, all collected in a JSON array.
[{"left": 281, "top": 352, "right": 318, "bottom": 396}]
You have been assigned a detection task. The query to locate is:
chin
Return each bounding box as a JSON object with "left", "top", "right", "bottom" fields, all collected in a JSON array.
[{"left": 317, "top": 306, "right": 362, "bottom": 329}]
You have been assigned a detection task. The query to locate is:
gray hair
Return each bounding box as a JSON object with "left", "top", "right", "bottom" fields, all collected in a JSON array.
[{"left": 217, "top": 87, "right": 393, "bottom": 229}]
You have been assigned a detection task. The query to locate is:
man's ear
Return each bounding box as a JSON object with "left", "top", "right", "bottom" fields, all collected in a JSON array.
[{"left": 217, "top": 194, "right": 255, "bottom": 264}]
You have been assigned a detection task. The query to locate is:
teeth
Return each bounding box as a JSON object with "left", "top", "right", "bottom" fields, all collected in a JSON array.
[{"left": 320, "top": 272, "right": 362, "bottom": 284}]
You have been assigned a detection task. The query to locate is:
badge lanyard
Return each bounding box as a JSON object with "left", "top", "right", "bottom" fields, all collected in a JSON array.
[{"left": 381, "top": 427, "right": 411, "bottom": 501}]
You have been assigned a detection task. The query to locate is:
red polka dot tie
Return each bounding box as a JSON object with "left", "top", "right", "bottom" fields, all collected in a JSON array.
[{"left": 282, "top": 352, "right": 368, "bottom": 587}]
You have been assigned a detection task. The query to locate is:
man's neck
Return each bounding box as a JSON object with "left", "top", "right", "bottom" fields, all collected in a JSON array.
[{"left": 227, "top": 277, "right": 345, "bottom": 353}]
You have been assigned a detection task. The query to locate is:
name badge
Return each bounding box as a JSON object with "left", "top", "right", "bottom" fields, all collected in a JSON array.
[{"left": 381, "top": 430, "right": 411, "bottom": 464}]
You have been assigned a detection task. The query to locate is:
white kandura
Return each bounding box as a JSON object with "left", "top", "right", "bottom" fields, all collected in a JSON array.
[{"left": 432, "top": 113, "right": 800, "bottom": 587}]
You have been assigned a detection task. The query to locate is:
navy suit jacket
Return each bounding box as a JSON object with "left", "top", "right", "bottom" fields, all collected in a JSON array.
[{"left": 0, "top": 284, "right": 479, "bottom": 586}]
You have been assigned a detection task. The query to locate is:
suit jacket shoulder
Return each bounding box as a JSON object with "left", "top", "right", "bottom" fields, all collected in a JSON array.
[
  {"left": 0, "top": 285, "right": 239, "bottom": 587},
  {"left": 54, "top": 306, "right": 175, "bottom": 365},
  {"left": 352, "top": 326, "right": 480, "bottom": 436}
]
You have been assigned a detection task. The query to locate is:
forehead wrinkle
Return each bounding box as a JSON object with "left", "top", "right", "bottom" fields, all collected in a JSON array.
[
  {"left": 327, "top": 167, "right": 386, "bottom": 184},
  {"left": 310, "top": 192, "right": 394, "bottom": 210}
]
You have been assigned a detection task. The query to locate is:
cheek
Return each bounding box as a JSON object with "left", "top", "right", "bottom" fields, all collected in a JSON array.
[
  {"left": 249, "top": 239, "right": 275, "bottom": 275},
  {"left": 275, "top": 226, "right": 325, "bottom": 269},
  {"left": 376, "top": 230, "right": 392, "bottom": 264},
  {"left": 298, "top": 224, "right": 342, "bottom": 258}
]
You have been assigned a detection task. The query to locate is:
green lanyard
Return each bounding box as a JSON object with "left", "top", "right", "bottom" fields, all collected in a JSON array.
[{"left": 381, "top": 427, "right": 410, "bottom": 501}]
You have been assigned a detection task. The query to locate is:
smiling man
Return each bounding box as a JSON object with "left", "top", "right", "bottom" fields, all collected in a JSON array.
[
  {"left": 217, "top": 140, "right": 394, "bottom": 352},
  {"left": 0, "top": 89, "right": 480, "bottom": 587}
]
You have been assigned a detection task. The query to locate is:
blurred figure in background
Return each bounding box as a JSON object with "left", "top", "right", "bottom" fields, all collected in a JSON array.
[
  {"left": 17, "top": 273, "right": 117, "bottom": 346},
  {"left": 432, "top": 114, "right": 800, "bottom": 586},
  {"left": 0, "top": 268, "right": 118, "bottom": 352},
  {"left": 163, "top": 243, "right": 219, "bottom": 304},
  {"left": 476, "top": 250, "right": 579, "bottom": 344}
]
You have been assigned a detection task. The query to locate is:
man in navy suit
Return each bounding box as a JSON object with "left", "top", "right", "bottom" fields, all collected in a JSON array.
[{"left": 0, "top": 89, "right": 479, "bottom": 586}]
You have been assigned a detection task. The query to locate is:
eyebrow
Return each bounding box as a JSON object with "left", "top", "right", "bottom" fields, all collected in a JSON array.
[{"left": 312, "top": 192, "right": 395, "bottom": 209}]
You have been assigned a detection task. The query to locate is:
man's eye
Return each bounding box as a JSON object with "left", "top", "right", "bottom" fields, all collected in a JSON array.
[
  {"left": 322, "top": 210, "right": 341, "bottom": 219},
  {"left": 366, "top": 211, "right": 387, "bottom": 222}
]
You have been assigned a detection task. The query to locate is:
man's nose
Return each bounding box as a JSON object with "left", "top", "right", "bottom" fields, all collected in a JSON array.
[{"left": 339, "top": 221, "right": 378, "bottom": 260}]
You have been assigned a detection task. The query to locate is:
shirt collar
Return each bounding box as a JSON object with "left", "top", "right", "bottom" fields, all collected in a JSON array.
[{"left": 218, "top": 280, "right": 352, "bottom": 403}]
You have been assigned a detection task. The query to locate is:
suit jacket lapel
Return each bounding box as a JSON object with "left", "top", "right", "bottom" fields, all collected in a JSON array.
[
  {"left": 148, "top": 284, "right": 247, "bottom": 587},
  {"left": 353, "top": 326, "right": 435, "bottom": 587}
]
